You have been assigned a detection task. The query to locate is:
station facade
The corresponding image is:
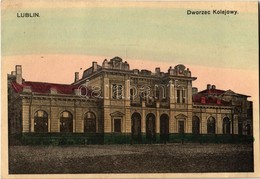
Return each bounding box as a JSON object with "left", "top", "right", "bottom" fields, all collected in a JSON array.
[{"left": 8, "top": 57, "right": 253, "bottom": 144}]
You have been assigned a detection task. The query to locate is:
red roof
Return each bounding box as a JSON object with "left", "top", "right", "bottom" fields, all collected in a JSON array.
[
  {"left": 192, "top": 94, "right": 230, "bottom": 106},
  {"left": 193, "top": 88, "right": 230, "bottom": 106},
  {"left": 11, "top": 81, "right": 93, "bottom": 96}
]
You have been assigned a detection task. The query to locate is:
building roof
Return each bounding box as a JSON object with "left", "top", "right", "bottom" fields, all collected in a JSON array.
[
  {"left": 193, "top": 87, "right": 250, "bottom": 106},
  {"left": 192, "top": 93, "right": 230, "bottom": 106},
  {"left": 11, "top": 81, "right": 92, "bottom": 96},
  {"left": 197, "top": 88, "right": 226, "bottom": 95}
]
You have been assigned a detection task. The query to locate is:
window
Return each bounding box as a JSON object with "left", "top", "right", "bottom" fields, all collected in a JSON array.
[
  {"left": 177, "top": 90, "right": 181, "bottom": 103},
  {"left": 84, "top": 112, "right": 96, "bottom": 133},
  {"left": 182, "top": 89, "right": 186, "bottom": 103},
  {"left": 114, "top": 119, "right": 121, "bottom": 132},
  {"left": 130, "top": 88, "right": 134, "bottom": 101},
  {"left": 160, "top": 114, "right": 169, "bottom": 142},
  {"left": 131, "top": 112, "right": 142, "bottom": 138},
  {"left": 192, "top": 116, "right": 200, "bottom": 134},
  {"left": 146, "top": 113, "right": 156, "bottom": 141},
  {"left": 112, "top": 84, "right": 123, "bottom": 99},
  {"left": 177, "top": 89, "right": 186, "bottom": 104},
  {"left": 223, "top": 117, "right": 231, "bottom": 134},
  {"left": 60, "top": 111, "right": 73, "bottom": 133},
  {"left": 34, "top": 110, "right": 48, "bottom": 133},
  {"left": 155, "top": 89, "right": 160, "bottom": 100},
  {"left": 178, "top": 121, "right": 185, "bottom": 134},
  {"left": 207, "top": 117, "right": 216, "bottom": 134}
]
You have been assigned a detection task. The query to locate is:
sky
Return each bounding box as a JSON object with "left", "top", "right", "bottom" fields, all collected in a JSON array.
[{"left": 1, "top": 0, "right": 258, "bottom": 101}]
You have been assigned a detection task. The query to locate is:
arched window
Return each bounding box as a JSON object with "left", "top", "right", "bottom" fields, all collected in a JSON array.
[
  {"left": 160, "top": 114, "right": 169, "bottom": 142},
  {"left": 223, "top": 117, "right": 231, "bottom": 134},
  {"left": 84, "top": 112, "right": 96, "bottom": 133},
  {"left": 146, "top": 113, "right": 156, "bottom": 141},
  {"left": 131, "top": 112, "right": 142, "bottom": 142},
  {"left": 192, "top": 116, "right": 200, "bottom": 134},
  {"left": 60, "top": 111, "right": 73, "bottom": 133},
  {"left": 207, "top": 116, "right": 216, "bottom": 134},
  {"left": 34, "top": 110, "right": 48, "bottom": 133}
]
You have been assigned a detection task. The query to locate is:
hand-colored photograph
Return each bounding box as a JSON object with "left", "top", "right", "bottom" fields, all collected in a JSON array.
[{"left": 1, "top": 0, "right": 259, "bottom": 178}]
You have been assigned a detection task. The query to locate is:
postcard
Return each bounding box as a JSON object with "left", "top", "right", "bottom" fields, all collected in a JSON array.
[{"left": 1, "top": 0, "right": 259, "bottom": 178}]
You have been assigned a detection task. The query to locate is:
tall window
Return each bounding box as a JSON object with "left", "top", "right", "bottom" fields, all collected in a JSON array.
[
  {"left": 60, "top": 111, "right": 73, "bottom": 133},
  {"left": 131, "top": 113, "right": 141, "bottom": 141},
  {"left": 223, "top": 117, "right": 231, "bottom": 134},
  {"left": 155, "top": 89, "right": 160, "bottom": 100},
  {"left": 177, "top": 90, "right": 181, "bottom": 103},
  {"left": 177, "top": 89, "right": 186, "bottom": 103},
  {"left": 207, "top": 117, "right": 216, "bottom": 134},
  {"left": 114, "top": 119, "right": 121, "bottom": 132},
  {"left": 146, "top": 113, "right": 156, "bottom": 141},
  {"left": 130, "top": 88, "right": 134, "bottom": 102},
  {"left": 112, "top": 84, "right": 123, "bottom": 99},
  {"left": 84, "top": 112, "right": 96, "bottom": 133},
  {"left": 178, "top": 120, "right": 185, "bottom": 134},
  {"left": 192, "top": 116, "right": 200, "bottom": 134},
  {"left": 34, "top": 110, "right": 48, "bottom": 133},
  {"left": 182, "top": 89, "right": 186, "bottom": 103},
  {"left": 160, "top": 114, "right": 169, "bottom": 142}
]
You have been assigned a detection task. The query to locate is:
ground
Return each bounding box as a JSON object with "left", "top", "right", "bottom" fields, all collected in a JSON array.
[{"left": 9, "top": 143, "right": 254, "bottom": 174}]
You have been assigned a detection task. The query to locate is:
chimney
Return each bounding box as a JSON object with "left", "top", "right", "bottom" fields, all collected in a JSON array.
[
  {"left": 207, "top": 84, "right": 211, "bottom": 90},
  {"left": 74, "top": 72, "right": 79, "bottom": 82},
  {"left": 212, "top": 85, "right": 216, "bottom": 89},
  {"left": 92, "top": 61, "right": 97, "bottom": 72},
  {"left": 11, "top": 71, "right": 16, "bottom": 76},
  {"left": 15, "top": 65, "right": 22, "bottom": 84},
  {"left": 155, "top": 67, "right": 160, "bottom": 75}
]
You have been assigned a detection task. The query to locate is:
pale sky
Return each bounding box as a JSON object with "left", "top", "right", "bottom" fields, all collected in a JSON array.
[{"left": 1, "top": 1, "right": 258, "bottom": 101}]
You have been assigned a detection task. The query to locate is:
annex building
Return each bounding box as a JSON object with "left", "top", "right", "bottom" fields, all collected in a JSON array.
[{"left": 8, "top": 57, "right": 253, "bottom": 144}]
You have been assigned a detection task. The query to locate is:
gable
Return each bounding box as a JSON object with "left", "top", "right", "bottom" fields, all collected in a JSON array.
[
  {"left": 110, "top": 111, "right": 125, "bottom": 117},
  {"left": 175, "top": 113, "right": 188, "bottom": 119}
]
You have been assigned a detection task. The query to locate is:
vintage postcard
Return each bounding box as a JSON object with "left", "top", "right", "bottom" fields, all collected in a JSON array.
[{"left": 1, "top": 0, "right": 259, "bottom": 178}]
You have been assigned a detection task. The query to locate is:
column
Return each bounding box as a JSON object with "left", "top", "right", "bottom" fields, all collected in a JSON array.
[
  {"left": 156, "top": 110, "right": 160, "bottom": 133},
  {"left": 141, "top": 108, "right": 146, "bottom": 133},
  {"left": 22, "top": 105, "right": 30, "bottom": 132},
  {"left": 201, "top": 112, "right": 207, "bottom": 134},
  {"left": 75, "top": 107, "right": 83, "bottom": 133},
  {"left": 169, "top": 110, "right": 175, "bottom": 133},
  {"left": 50, "top": 106, "right": 59, "bottom": 132},
  {"left": 217, "top": 114, "right": 222, "bottom": 134}
]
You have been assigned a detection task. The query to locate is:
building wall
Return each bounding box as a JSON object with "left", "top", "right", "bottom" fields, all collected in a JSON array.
[
  {"left": 18, "top": 95, "right": 102, "bottom": 133},
  {"left": 8, "top": 60, "right": 253, "bottom": 139}
]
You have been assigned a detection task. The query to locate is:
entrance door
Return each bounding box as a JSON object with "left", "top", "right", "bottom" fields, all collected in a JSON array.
[
  {"left": 178, "top": 121, "right": 185, "bottom": 134},
  {"left": 160, "top": 114, "right": 169, "bottom": 142}
]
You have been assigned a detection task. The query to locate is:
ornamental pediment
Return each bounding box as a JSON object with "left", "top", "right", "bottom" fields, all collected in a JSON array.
[
  {"left": 175, "top": 113, "right": 187, "bottom": 119},
  {"left": 110, "top": 111, "right": 125, "bottom": 117}
]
